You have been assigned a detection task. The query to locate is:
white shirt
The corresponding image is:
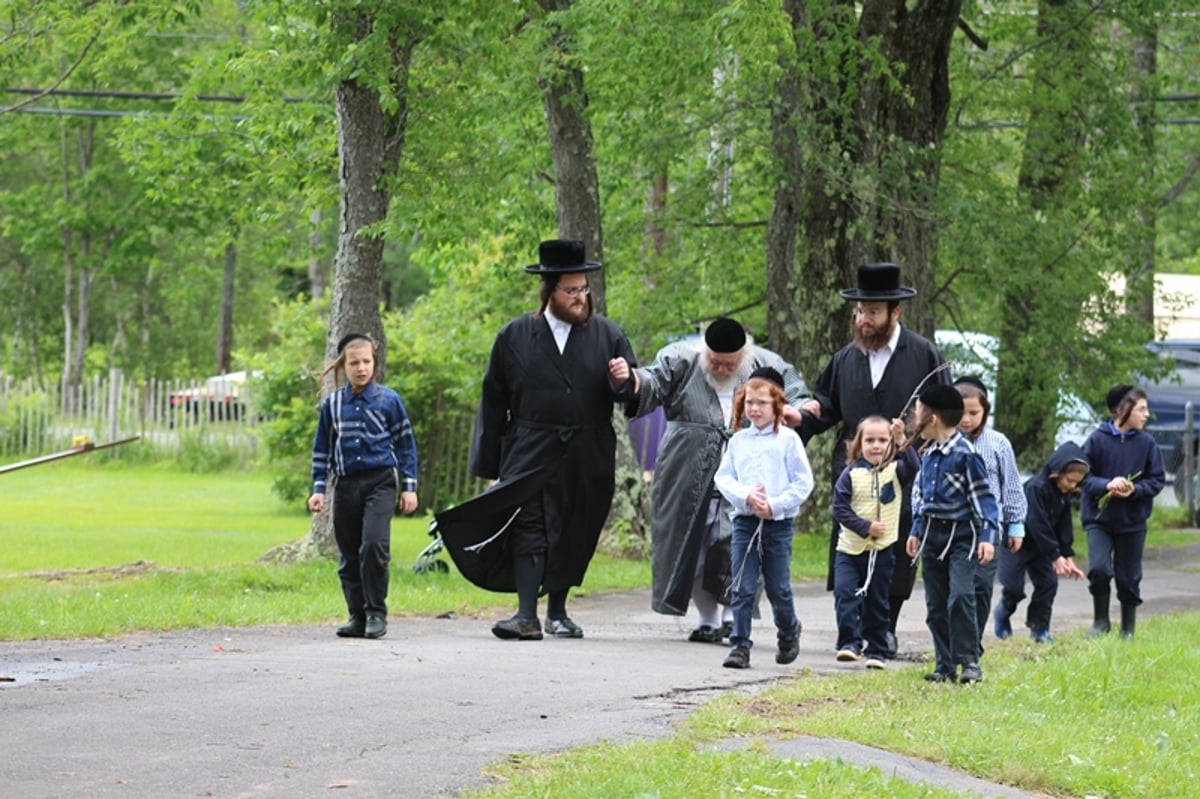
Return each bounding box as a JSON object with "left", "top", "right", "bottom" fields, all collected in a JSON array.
[
  {"left": 713, "top": 424, "right": 815, "bottom": 520},
  {"left": 716, "top": 387, "right": 735, "bottom": 428},
  {"left": 542, "top": 307, "right": 572, "bottom": 354},
  {"left": 866, "top": 322, "right": 903, "bottom": 388}
]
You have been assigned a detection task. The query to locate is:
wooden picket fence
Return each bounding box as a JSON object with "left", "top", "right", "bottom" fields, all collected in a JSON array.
[
  {"left": 0, "top": 369, "right": 484, "bottom": 510},
  {"left": 0, "top": 370, "right": 257, "bottom": 457}
]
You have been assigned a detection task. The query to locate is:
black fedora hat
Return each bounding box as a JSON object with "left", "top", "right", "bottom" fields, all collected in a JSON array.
[
  {"left": 839, "top": 263, "right": 917, "bottom": 301},
  {"left": 524, "top": 239, "right": 602, "bottom": 274}
]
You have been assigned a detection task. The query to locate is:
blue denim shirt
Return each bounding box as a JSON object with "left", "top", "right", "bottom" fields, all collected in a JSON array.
[
  {"left": 910, "top": 431, "right": 999, "bottom": 544},
  {"left": 311, "top": 382, "right": 418, "bottom": 494}
]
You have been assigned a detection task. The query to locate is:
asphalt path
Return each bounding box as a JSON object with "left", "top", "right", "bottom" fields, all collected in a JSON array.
[{"left": 3, "top": 542, "right": 1199, "bottom": 799}]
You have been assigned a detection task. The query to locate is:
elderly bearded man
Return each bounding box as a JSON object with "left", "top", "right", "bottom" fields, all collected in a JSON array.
[{"left": 615, "top": 318, "right": 808, "bottom": 642}]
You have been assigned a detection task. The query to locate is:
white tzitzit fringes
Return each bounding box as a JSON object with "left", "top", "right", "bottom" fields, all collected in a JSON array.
[
  {"left": 937, "top": 520, "right": 956, "bottom": 561},
  {"left": 854, "top": 548, "right": 878, "bottom": 597},
  {"left": 911, "top": 516, "right": 932, "bottom": 565},
  {"left": 731, "top": 518, "right": 765, "bottom": 593}
]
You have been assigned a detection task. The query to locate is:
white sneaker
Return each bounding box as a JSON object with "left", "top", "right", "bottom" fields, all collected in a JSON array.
[
  {"left": 864, "top": 657, "right": 886, "bottom": 670},
  {"left": 835, "top": 648, "right": 862, "bottom": 662}
]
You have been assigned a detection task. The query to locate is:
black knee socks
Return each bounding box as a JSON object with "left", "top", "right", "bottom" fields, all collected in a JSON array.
[
  {"left": 514, "top": 553, "right": 545, "bottom": 620},
  {"left": 546, "top": 589, "right": 568, "bottom": 620}
]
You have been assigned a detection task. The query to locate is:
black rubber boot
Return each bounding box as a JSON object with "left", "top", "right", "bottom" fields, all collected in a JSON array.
[
  {"left": 1120, "top": 603, "right": 1137, "bottom": 640},
  {"left": 1085, "top": 591, "right": 1111, "bottom": 638}
]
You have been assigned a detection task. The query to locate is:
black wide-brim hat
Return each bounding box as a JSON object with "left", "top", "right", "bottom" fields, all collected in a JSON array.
[
  {"left": 839, "top": 263, "right": 917, "bottom": 301},
  {"left": 525, "top": 239, "right": 602, "bottom": 274}
]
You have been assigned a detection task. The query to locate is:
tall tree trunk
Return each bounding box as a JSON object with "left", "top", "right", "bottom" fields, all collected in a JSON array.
[
  {"left": 1127, "top": 23, "right": 1157, "bottom": 332},
  {"left": 768, "top": 0, "right": 960, "bottom": 381},
  {"left": 296, "top": 9, "right": 421, "bottom": 560},
  {"left": 217, "top": 241, "right": 236, "bottom": 374},
  {"left": 537, "top": 0, "right": 604, "bottom": 313}
]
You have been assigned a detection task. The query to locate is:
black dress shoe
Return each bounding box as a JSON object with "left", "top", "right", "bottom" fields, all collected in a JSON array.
[
  {"left": 776, "top": 634, "right": 799, "bottom": 665},
  {"left": 492, "top": 615, "right": 543, "bottom": 641},
  {"left": 364, "top": 614, "right": 387, "bottom": 639},
  {"left": 336, "top": 616, "right": 365, "bottom": 638},
  {"left": 923, "top": 671, "right": 954, "bottom": 683},
  {"left": 543, "top": 616, "right": 584, "bottom": 638},
  {"left": 959, "top": 663, "right": 983, "bottom": 684}
]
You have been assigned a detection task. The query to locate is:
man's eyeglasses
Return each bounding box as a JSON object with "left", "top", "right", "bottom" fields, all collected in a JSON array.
[{"left": 559, "top": 285, "right": 590, "bottom": 298}]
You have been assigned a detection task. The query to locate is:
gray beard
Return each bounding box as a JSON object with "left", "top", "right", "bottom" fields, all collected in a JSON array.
[{"left": 702, "top": 353, "right": 754, "bottom": 393}]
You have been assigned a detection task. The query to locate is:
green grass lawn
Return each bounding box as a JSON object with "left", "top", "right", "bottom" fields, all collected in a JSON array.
[{"left": 2, "top": 461, "right": 308, "bottom": 571}]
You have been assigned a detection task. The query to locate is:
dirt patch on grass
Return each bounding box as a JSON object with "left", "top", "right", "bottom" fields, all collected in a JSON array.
[{"left": 6, "top": 560, "right": 183, "bottom": 581}]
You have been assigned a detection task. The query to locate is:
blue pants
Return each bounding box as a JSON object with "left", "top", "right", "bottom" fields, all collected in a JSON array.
[
  {"left": 333, "top": 467, "right": 397, "bottom": 618},
  {"left": 919, "top": 519, "right": 979, "bottom": 674},
  {"left": 833, "top": 546, "right": 895, "bottom": 658},
  {"left": 729, "top": 515, "right": 799, "bottom": 650},
  {"left": 1085, "top": 525, "right": 1146, "bottom": 606},
  {"left": 996, "top": 544, "right": 1059, "bottom": 633}
]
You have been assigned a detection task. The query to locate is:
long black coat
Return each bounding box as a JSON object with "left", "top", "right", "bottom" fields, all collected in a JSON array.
[
  {"left": 800, "top": 326, "right": 947, "bottom": 595},
  {"left": 469, "top": 311, "right": 637, "bottom": 592}
]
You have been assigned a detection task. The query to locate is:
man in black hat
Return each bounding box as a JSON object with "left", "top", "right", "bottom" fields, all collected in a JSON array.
[
  {"left": 614, "top": 317, "right": 808, "bottom": 641},
  {"left": 469, "top": 239, "right": 639, "bottom": 640},
  {"left": 799, "top": 262, "right": 948, "bottom": 658}
]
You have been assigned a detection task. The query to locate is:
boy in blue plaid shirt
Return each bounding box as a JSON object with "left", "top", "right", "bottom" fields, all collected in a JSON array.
[{"left": 904, "top": 384, "right": 998, "bottom": 684}]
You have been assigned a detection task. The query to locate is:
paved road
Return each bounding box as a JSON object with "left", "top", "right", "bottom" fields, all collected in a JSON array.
[{"left": 3, "top": 543, "right": 1199, "bottom": 799}]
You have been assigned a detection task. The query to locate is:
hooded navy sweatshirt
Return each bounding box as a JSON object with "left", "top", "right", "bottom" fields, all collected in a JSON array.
[
  {"left": 1079, "top": 421, "right": 1165, "bottom": 533},
  {"left": 1024, "top": 442, "right": 1089, "bottom": 560}
]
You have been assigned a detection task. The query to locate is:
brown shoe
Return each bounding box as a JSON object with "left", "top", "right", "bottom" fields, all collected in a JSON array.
[{"left": 492, "top": 615, "right": 544, "bottom": 641}]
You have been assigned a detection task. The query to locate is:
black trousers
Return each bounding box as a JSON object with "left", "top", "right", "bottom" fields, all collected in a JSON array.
[{"left": 333, "top": 467, "right": 397, "bottom": 617}]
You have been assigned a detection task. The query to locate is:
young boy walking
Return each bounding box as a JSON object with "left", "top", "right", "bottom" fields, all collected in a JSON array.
[
  {"left": 905, "top": 384, "right": 999, "bottom": 684},
  {"left": 993, "top": 442, "right": 1090, "bottom": 643}
]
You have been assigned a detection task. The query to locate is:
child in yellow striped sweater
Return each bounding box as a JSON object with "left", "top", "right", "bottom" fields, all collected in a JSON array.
[{"left": 831, "top": 415, "right": 919, "bottom": 668}]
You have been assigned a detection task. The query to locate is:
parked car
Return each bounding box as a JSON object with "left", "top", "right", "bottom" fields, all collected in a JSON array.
[
  {"left": 933, "top": 330, "right": 1099, "bottom": 448},
  {"left": 1139, "top": 343, "right": 1200, "bottom": 517},
  {"left": 169, "top": 371, "right": 255, "bottom": 423}
]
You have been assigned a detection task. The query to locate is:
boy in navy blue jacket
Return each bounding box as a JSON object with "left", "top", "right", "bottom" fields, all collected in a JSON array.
[
  {"left": 1079, "top": 385, "right": 1165, "bottom": 639},
  {"left": 904, "top": 384, "right": 999, "bottom": 684},
  {"left": 994, "top": 442, "right": 1089, "bottom": 643}
]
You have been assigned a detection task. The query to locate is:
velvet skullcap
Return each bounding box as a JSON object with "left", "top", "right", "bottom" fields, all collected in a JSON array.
[
  {"left": 336, "top": 333, "right": 371, "bottom": 355},
  {"left": 1106, "top": 383, "right": 1135, "bottom": 412},
  {"left": 704, "top": 317, "right": 746, "bottom": 354},
  {"left": 919, "top": 383, "right": 965, "bottom": 412},
  {"left": 953, "top": 375, "right": 989, "bottom": 395},
  {"left": 748, "top": 366, "right": 785, "bottom": 390}
]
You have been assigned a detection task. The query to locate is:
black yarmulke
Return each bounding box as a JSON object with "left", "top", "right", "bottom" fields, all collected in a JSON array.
[
  {"left": 953, "top": 375, "right": 988, "bottom": 395},
  {"left": 749, "top": 366, "right": 784, "bottom": 390},
  {"left": 704, "top": 317, "right": 746, "bottom": 354},
  {"left": 336, "top": 333, "right": 371, "bottom": 355},
  {"left": 1106, "top": 384, "right": 1134, "bottom": 411},
  {"left": 919, "top": 383, "right": 965, "bottom": 412}
]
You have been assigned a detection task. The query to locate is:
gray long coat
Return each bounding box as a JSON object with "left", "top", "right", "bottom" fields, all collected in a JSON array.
[{"left": 631, "top": 340, "right": 808, "bottom": 615}]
